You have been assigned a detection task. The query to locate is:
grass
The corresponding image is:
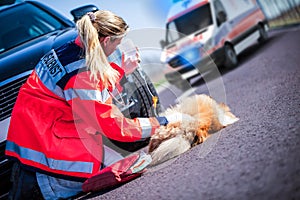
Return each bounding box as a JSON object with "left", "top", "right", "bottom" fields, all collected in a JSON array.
[{"left": 268, "top": 6, "right": 300, "bottom": 29}]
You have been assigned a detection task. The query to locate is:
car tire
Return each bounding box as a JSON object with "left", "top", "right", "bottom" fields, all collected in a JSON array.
[
  {"left": 130, "top": 68, "right": 162, "bottom": 117},
  {"left": 258, "top": 24, "right": 268, "bottom": 44},
  {"left": 223, "top": 44, "right": 238, "bottom": 69},
  {"left": 103, "top": 67, "right": 162, "bottom": 155}
]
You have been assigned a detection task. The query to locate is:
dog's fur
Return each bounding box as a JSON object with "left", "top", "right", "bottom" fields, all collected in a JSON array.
[{"left": 148, "top": 94, "right": 239, "bottom": 166}]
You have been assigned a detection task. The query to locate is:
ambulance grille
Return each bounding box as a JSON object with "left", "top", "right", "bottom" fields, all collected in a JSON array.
[{"left": 0, "top": 74, "right": 29, "bottom": 121}]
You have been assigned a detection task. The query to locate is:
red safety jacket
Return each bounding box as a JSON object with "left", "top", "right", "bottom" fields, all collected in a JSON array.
[{"left": 5, "top": 39, "right": 160, "bottom": 180}]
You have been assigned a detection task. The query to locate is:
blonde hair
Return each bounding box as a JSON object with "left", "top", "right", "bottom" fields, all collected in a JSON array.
[{"left": 76, "top": 10, "right": 128, "bottom": 88}]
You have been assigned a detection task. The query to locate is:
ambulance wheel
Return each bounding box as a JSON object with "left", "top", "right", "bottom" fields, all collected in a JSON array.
[
  {"left": 223, "top": 44, "right": 238, "bottom": 69},
  {"left": 258, "top": 24, "right": 268, "bottom": 44}
]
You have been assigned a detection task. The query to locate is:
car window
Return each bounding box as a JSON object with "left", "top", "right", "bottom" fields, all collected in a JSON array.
[{"left": 0, "top": 3, "right": 65, "bottom": 53}]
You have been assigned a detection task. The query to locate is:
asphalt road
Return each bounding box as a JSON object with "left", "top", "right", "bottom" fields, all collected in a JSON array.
[{"left": 84, "top": 26, "right": 300, "bottom": 200}]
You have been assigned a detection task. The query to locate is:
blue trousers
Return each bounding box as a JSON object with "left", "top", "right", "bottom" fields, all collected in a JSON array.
[{"left": 8, "top": 162, "right": 44, "bottom": 200}]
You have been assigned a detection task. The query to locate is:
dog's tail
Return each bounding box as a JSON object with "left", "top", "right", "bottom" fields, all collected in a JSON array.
[
  {"left": 149, "top": 135, "right": 191, "bottom": 166},
  {"left": 217, "top": 103, "right": 239, "bottom": 126}
]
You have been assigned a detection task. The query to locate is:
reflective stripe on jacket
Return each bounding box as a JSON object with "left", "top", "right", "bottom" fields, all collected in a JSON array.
[{"left": 5, "top": 40, "right": 160, "bottom": 179}]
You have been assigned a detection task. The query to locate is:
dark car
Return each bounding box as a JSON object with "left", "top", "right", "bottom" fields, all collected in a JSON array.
[{"left": 0, "top": 0, "right": 161, "bottom": 198}]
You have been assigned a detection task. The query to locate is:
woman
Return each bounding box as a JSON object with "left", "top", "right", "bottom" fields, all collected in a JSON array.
[{"left": 5, "top": 10, "right": 185, "bottom": 199}]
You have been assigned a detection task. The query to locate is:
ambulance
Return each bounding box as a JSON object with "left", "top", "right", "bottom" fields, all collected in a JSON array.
[{"left": 160, "top": 0, "right": 268, "bottom": 89}]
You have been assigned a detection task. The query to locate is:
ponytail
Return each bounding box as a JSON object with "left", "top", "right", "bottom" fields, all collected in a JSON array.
[{"left": 76, "top": 14, "right": 120, "bottom": 88}]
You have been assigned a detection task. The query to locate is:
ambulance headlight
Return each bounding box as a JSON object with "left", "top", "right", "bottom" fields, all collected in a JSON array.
[{"left": 181, "top": 48, "right": 200, "bottom": 63}]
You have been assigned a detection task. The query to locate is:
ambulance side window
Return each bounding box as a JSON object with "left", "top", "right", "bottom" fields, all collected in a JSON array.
[{"left": 214, "top": 0, "right": 227, "bottom": 26}]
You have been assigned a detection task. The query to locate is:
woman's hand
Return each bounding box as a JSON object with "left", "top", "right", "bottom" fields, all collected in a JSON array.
[{"left": 121, "top": 47, "right": 140, "bottom": 75}]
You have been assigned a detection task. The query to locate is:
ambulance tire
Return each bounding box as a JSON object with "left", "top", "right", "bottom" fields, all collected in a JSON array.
[
  {"left": 258, "top": 24, "right": 268, "bottom": 44},
  {"left": 223, "top": 44, "right": 238, "bottom": 69}
]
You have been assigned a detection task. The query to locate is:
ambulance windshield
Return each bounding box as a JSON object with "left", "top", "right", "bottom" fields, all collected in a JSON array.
[{"left": 166, "top": 3, "right": 212, "bottom": 45}]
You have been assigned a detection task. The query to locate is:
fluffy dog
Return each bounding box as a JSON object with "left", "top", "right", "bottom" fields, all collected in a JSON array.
[{"left": 148, "top": 94, "right": 239, "bottom": 166}]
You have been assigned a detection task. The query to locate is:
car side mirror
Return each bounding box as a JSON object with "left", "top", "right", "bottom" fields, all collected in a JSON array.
[
  {"left": 160, "top": 39, "right": 167, "bottom": 49},
  {"left": 217, "top": 11, "right": 227, "bottom": 25},
  {"left": 70, "top": 5, "right": 98, "bottom": 22}
]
